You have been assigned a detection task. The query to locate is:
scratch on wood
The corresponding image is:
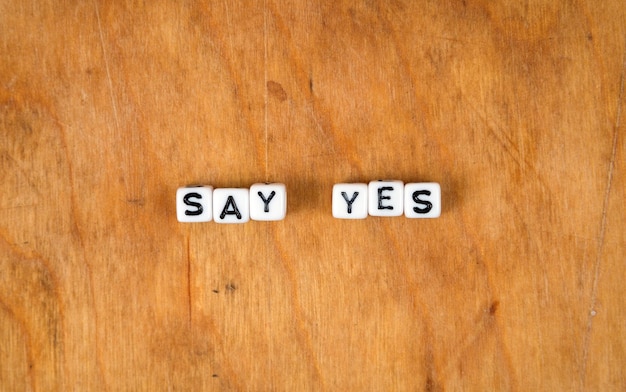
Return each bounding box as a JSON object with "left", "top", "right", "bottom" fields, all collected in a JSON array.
[
  {"left": 463, "top": 97, "right": 551, "bottom": 194},
  {"left": 263, "top": 0, "right": 269, "bottom": 182},
  {"left": 0, "top": 204, "right": 36, "bottom": 210},
  {"left": 187, "top": 236, "right": 192, "bottom": 325},
  {"left": 223, "top": 0, "right": 235, "bottom": 58},
  {"left": 580, "top": 38, "right": 625, "bottom": 390},
  {"left": 93, "top": 0, "right": 120, "bottom": 132}
]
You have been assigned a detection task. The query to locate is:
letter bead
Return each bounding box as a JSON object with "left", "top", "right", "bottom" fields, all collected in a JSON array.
[
  {"left": 332, "top": 183, "right": 368, "bottom": 219},
  {"left": 368, "top": 180, "right": 404, "bottom": 217},
  {"left": 404, "top": 182, "right": 441, "bottom": 218},
  {"left": 213, "top": 188, "right": 250, "bottom": 224},
  {"left": 176, "top": 186, "right": 213, "bottom": 222},
  {"left": 250, "top": 183, "right": 287, "bottom": 221}
]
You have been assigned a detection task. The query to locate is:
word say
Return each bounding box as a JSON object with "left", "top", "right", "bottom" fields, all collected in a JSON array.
[
  {"left": 177, "top": 183, "right": 287, "bottom": 223},
  {"left": 332, "top": 181, "right": 440, "bottom": 219}
]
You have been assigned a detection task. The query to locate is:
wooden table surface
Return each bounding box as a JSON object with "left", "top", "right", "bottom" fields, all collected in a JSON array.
[{"left": 1, "top": 1, "right": 625, "bottom": 390}]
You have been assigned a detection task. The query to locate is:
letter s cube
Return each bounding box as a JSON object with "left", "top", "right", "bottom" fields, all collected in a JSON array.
[
  {"left": 404, "top": 182, "right": 441, "bottom": 218},
  {"left": 176, "top": 186, "right": 213, "bottom": 222}
]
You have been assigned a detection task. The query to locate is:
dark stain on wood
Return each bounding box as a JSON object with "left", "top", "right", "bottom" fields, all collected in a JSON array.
[{"left": 267, "top": 80, "right": 287, "bottom": 101}]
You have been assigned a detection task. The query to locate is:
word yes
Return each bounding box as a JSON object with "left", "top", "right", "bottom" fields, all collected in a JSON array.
[{"left": 332, "top": 181, "right": 440, "bottom": 219}]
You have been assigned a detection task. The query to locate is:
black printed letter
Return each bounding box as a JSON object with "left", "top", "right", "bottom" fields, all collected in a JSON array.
[
  {"left": 183, "top": 192, "right": 203, "bottom": 216},
  {"left": 341, "top": 191, "right": 359, "bottom": 213},
  {"left": 412, "top": 190, "right": 433, "bottom": 213},
  {"left": 220, "top": 196, "right": 242, "bottom": 219},
  {"left": 257, "top": 191, "right": 276, "bottom": 213},
  {"left": 377, "top": 187, "right": 394, "bottom": 210}
]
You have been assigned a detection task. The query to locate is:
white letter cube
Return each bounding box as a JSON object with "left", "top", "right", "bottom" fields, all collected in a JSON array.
[
  {"left": 213, "top": 188, "right": 250, "bottom": 224},
  {"left": 404, "top": 182, "right": 441, "bottom": 218},
  {"left": 368, "top": 180, "right": 404, "bottom": 217},
  {"left": 176, "top": 186, "right": 213, "bottom": 222},
  {"left": 249, "top": 183, "right": 287, "bottom": 221},
  {"left": 332, "top": 183, "right": 368, "bottom": 219}
]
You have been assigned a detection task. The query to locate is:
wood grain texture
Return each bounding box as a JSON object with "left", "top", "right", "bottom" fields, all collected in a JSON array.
[{"left": 1, "top": 0, "right": 625, "bottom": 390}]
